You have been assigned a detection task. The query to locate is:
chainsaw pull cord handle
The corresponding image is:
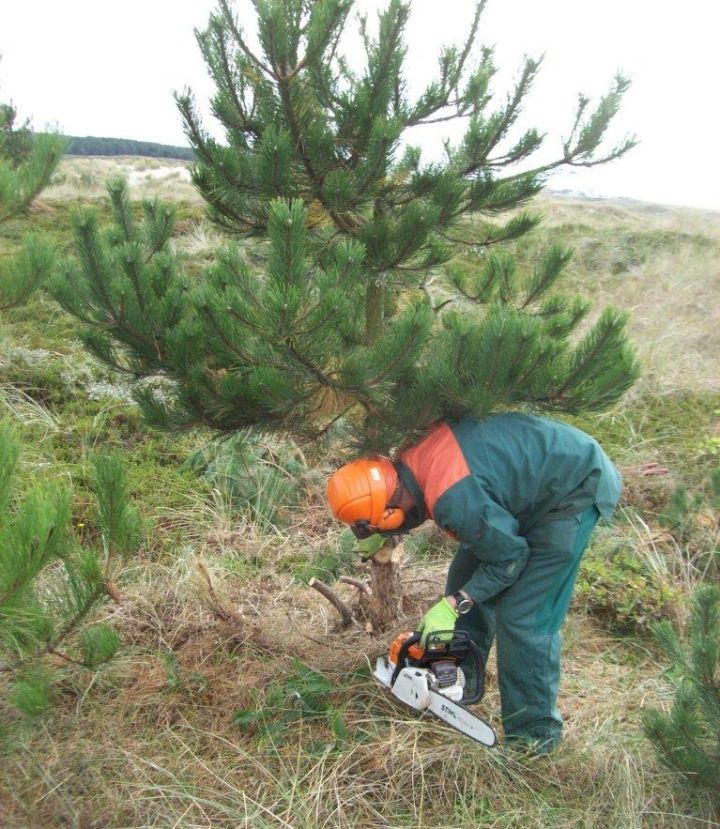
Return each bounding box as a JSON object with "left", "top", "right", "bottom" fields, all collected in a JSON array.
[
  {"left": 390, "top": 631, "right": 422, "bottom": 687},
  {"left": 461, "top": 638, "right": 485, "bottom": 705}
]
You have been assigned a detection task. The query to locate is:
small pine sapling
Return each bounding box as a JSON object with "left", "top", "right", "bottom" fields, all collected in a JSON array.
[
  {"left": 643, "top": 586, "right": 720, "bottom": 805},
  {"left": 0, "top": 87, "right": 65, "bottom": 309},
  {"left": 52, "top": 1, "right": 639, "bottom": 452},
  {"left": 0, "top": 422, "right": 141, "bottom": 716}
]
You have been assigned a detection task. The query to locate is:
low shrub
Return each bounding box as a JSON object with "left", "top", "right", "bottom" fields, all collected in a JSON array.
[
  {"left": 0, "top": 423, "right": 141, "bottom": 718},
  {"left": 576, "top": 541, "right": 680, "bottom": 635},
  {"left": 659, "top": 469, "right": 720, "bottom": 577},
  {"left": 187, "top": 432, "right": 308, "bottom": 531},
  {"left": 232, "top": 659, "right": 346, "bottom": 747},
  {"left": 278, "top": 533, "right": 355, "bottom": 584}
]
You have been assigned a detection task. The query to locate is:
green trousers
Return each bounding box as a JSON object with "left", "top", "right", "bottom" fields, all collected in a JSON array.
[{"left": 446, "top": 505, "right": 600, "bottom": 752}]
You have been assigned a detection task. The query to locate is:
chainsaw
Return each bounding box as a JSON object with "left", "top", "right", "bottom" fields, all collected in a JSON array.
[{"left": 373, "top": 629, "right": 497, "bottom": 747}]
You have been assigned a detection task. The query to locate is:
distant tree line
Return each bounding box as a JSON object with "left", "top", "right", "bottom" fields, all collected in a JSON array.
[{"left": 65, "top": 135, "right": 194, "bottom": 160}]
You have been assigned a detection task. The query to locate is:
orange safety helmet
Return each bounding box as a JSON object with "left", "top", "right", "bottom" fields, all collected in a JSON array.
[{"left": 326, "top": 456, "right": 405, "bottom": 537}]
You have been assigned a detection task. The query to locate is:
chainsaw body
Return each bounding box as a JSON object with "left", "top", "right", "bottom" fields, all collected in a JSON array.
[{"left": 373, "top": 630, "right": 497, "bottom": 747}]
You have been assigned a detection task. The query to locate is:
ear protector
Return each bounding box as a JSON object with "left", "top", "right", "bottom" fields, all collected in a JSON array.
[{"left": 375, "top": 506, "right": 405, "bottom": 532}]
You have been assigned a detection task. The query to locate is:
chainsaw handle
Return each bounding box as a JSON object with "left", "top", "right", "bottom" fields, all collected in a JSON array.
[
  {"left": 390, "top": 631, "right": 422, "bottom": 687},
  {"left": 461, "top": 638, "right": 485, "bottom": 705}
]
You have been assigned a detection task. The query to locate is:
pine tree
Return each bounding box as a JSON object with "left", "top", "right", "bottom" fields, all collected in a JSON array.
[
  {"left": 643, "top": 586, "right": 720, "bottom": 805},
  {"left": 0, "top": 83, "right": 65, "bottom": 310},
  {"left": 0, "top": 421, "right": 141, "bottom": 716},
  {"left": 51, "top": 0, "right": 639, "bottom": 454},
  {"left": 0, "top": 101, "right": 33, "bottom": 166}
]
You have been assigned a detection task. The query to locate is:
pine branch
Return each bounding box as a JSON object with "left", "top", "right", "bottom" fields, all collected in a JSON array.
[
  {"left": 219, "top": 0, "right": 275, "bottom": 79},
  {"left": 460, "top": 57, "right": 542, "bottom": 176},
  {"left": 455, "top": 1, "right": 487, "bottom": 88},
  {"left": 308, "top": 577, "right": 358, "bottom": 627},
  {"left": 288, "top": 0, "right": 353, "bottom": 80},
  {"left": 205, "top": 23, "right": 261, "bottom": 141},
  {"left": 362, "top": 2, "right": 409, "bottom": 122},
  {"left": 275, "top": 73, "right": 358, "bottom": 235},
  {"left": 282, "top": 337, "right": 340, "bottom": 391},
  {"left": 643, "top": 587, "right": 720, "bottom": 803},
  {"left": 522, "top": 244, "right": 574, "bottom": 308},
  {"left": 303, "top": 404, "right": 355, "bottom": 444},
  {"left": 405, "top": 2, "right": 487, "bottom": 128},
  {"left": 552, "top": 308, "right": 632, "bottom": 402}
]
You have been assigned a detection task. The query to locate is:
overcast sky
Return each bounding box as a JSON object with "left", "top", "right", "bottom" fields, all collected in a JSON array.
[{"left": 1, "top": 0, "right": 718, "bottom": 209}]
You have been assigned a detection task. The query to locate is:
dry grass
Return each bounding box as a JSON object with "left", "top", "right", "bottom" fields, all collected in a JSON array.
[
  {"left": 1, "top": 465, "right": 717, "bottom": 827},
  {"left": 583, "top": 246, "right": 719, "bottom": 395},
  {"left": 533, "top": 194, "right": 720, "bottom": 395},
  {"left": 539, "top": 193, "right": 720, "bottom": 242},
  {"left": 172, "top": 221, "right": 228, "bottom": 259},
  {"left": 2, "top": 545, "right": 716, "bottom": 829},
  {"left": 45, "top": 156, "right": 202, "bottom": 204}
]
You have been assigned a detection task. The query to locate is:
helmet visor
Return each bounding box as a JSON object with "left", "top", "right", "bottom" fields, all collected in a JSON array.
[{"left": 351, "top": 520, "right": 376, "bottom": 539}]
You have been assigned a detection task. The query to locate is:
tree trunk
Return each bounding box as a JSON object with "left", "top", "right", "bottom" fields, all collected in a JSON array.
[{"left": 368, "top": 538, "right": 404, "bottom": 630}]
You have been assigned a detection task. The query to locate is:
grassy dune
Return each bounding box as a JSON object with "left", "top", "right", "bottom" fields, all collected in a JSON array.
[
  {"left": 537, "top": 194, "right": 720, "bottom": 395},
  {"left": 0, "top": 158, "right": 719, "bottom": 828},
  {"left": 43, "top": 155, "right": 202, "bottom": 204}
]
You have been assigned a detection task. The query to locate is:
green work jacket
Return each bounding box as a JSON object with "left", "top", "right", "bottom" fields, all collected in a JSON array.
[{"left": 398, "top": 413, "right": 622, "bottom": 604}]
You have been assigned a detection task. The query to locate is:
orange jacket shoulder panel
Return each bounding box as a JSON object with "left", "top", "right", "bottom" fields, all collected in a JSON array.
[{"left": 400, "top": 423, "right": 470, "bottom": 518}]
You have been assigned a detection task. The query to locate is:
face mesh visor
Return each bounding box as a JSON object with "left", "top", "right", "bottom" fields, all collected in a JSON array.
[{"left": 351, "top": 520, "right": 375, "bottom": 539}]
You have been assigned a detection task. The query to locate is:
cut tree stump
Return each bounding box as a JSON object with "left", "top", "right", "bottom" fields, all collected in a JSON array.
[
  {"left": 309, "top": 537, "right": 406, "bottom": 632},
  {"left": 367, "top": 538, "right": 404, "bottom": 630}
]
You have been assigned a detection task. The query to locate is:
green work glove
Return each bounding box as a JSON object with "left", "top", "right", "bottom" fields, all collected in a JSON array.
[
  {"left": 352, "top": 533, "right": 388, "bottom": 560},
  {"left": 418, "top": 597, "right": 458, "bottom": 647}
]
